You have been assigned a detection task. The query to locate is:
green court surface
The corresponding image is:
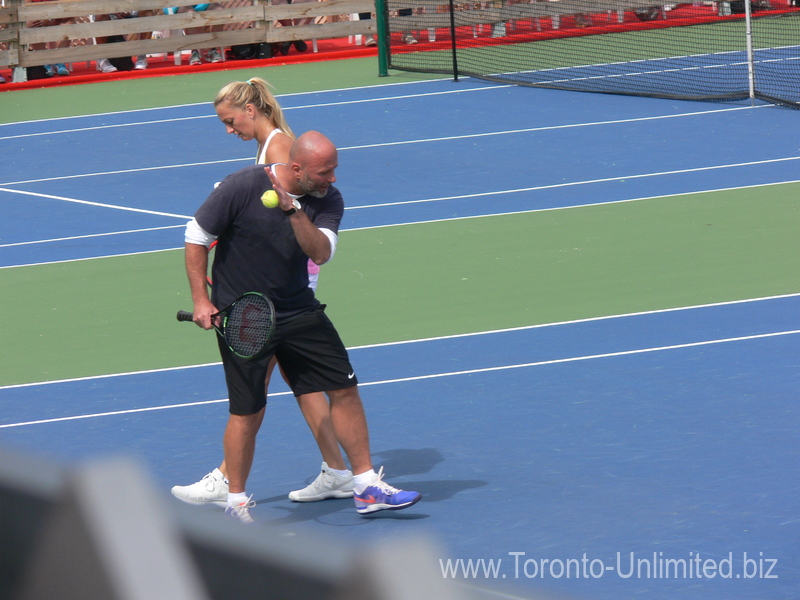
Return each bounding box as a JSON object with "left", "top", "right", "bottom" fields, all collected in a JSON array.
[{"left": 2, "top": 181, "right": 798, "bottom": 386}]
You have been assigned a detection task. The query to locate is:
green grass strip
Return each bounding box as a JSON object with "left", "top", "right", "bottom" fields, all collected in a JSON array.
[{"left": 2, "top": 184, "right": 798, "bottom": 386}]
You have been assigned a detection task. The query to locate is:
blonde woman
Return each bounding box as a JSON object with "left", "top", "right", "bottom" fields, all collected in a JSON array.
[{"left": 172, "top": 78, "right": 353, "bottom": 510}]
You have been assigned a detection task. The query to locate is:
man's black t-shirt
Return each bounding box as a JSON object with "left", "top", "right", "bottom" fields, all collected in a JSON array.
[{"left": 194, "top": 164, "right": 344, "bottom": 320}]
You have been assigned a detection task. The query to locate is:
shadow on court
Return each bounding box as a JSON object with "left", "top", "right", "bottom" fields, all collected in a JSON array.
[{"left": 247, "top": 448, "right": 486, "bottom": 526}]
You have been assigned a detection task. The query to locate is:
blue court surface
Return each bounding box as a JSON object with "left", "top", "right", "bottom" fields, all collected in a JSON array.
[{"left": 1, "top": 78, "right": 799, "bottom": 600}]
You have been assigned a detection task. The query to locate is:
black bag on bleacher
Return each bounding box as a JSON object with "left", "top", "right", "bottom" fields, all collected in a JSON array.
[
  {"left": 230, "top": 44, "right": 260, "bottom": 60},
  {"left": 229, "top": 42, "right": 273, "bottom": 60},
  {"left": 634, "top": 7, "right": 661, "bottom": 20},
  {"left": 26, "top": 65, "right": 49, "bottom": 80}
]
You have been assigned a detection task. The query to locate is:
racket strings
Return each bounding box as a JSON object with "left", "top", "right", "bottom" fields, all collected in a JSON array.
[{"left": 224, "top": 295, "right": 275, "bottom": 357}]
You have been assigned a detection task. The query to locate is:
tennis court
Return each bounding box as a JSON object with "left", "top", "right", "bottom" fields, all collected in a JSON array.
[{"left": 1, "top": 62, "right": 798, "bottom": 599}]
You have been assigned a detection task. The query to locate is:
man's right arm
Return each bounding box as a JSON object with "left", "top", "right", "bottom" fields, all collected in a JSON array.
[{"left": 185, "top": 242, "right": 216, "bottom": 330}]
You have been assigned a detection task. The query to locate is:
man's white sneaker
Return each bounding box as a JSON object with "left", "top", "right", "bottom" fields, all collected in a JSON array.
[
  {"left": 288, "top": 462, "right": 354, "bottom": 502},
  {"left": 226, "top": 495, "right": 256, "bottom": 524},
  {"left": 171, "top": 468, "right": 228, "bottom": 507},
  {"left": 206, "top": 48, "right": 223, "bottom": 63},
  {"left": 96, "top": 59, "right": 117, "bottom": 73},
  {"left": 134, "top": 55, "right": 148, "bottom": 70}
]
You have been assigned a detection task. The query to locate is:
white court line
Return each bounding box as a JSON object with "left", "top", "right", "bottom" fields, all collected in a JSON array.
[
  {"left": 0, "top": 157, "right": 246, "bottom": 187},
  {"left": 0, "top": 247, "right": 179, "bottom": 269},
  {"left": 0, "top": 114, "right": 214, "bottom": 142},
  {"left": 0, "top": 105, "right": 765, "bottom": 185},
  {"left": 4, "top": 292, "right": 796, "bottom": 389},
  {"left": 0, "top": 83, "right": 497, "bottom": 142},
  {"left": 5, "top": 87, "right": 509, "bottom": 141},
  {"left": 0, "top": 101, "right": 793, "bottom": 266},
  {"left": 4, "top": 178, "right": 800, "bottom": 269},
  {"left": 0, "top": 74, "right": 770, "bottom": 141},
  {"left": 0, "top": 106, "right": 778, "bottom": 188},
  {"left": 358, "top": 329, "right": 800, "bottom": 388},
  {"left": 337, "top": 105, "right": 764, "bottom": 152},
  {"left": 0, "top": 78, "right": 456, "bottom": 130},
  {"left": 2, "top": 327, "right": 797, "bottom": 429},
  {"left": 1, "top": 293, "right": 796, "bottom": 390},
  {"left": 340, "top": 179, "right": 800, "bottom": 232},
  {"left": 349, "top": 292, "right": 800, "bottom": 349},
  {"left": 286, "top": 84, "right": 513, "bottom": 111},
  {"left": 0, "top": 398, "right": 231, "bottom": 429},
  {"left": 0, "top": 224, "right": 185, "bottom": 249},
  {"left": 0, "top": 102, "right": 210, "bottom": 129},
  {"left": 0, "top": 187, "right": 190, "bottom": 219},
  {"left": 4, "top": 152, "right": 799, "bottom": 208},
  {"left": 346, "top": 165, "right": 800, "bottom": 212}
]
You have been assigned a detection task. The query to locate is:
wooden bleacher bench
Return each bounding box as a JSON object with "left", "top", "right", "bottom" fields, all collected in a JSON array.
[{"left": 0, "top": 0, "right": 375, "bottom": 79}]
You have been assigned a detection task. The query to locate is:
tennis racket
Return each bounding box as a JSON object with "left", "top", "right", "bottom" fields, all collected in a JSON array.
[{"left": 177, "top": 292, "right": 275, "bottom": 359}]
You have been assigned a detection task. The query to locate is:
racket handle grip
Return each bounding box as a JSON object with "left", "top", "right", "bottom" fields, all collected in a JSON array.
[{"left": 176, "top": 310, "right": 194, "bottom": 322}]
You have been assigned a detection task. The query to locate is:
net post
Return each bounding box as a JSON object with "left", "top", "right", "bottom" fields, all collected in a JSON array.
[
  {"left": 376, "top": 0, "right": 389, "bottom": 77},
  {"left": 744, "top": 0, "right": 755, "bottom": 103},
  {"left": 448, "top": 0, "right": 459, "bottom": 81}
]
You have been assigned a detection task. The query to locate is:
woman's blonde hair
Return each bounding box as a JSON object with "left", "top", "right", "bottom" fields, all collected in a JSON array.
[{"left": 213, "top": 77, "right": 295, "bottom": 138}]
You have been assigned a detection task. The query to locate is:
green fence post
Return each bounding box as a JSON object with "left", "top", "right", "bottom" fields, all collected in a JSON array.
[{"left": 375, "top": 0, "right": 389, "bottom": 76}]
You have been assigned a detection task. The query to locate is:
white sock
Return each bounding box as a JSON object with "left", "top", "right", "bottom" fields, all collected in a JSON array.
[
  {"left": 329, "top": 467, "right": 352, "bottom": 478},
  {"left": 227, "top": 491, "right": 248, "bottom": 507},
  {"left": 212, "top": 468, "right": 229, "bottom": 484},
  {"left": 352, "top": 469, "right": 377, "bottom": 495}
]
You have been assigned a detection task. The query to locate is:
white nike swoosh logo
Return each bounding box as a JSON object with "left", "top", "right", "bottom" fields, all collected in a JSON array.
[{"left": 348, "top": 372, "right": 355, "bottom": 379}]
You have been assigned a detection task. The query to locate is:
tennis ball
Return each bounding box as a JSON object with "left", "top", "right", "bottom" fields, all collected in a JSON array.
[{"left": 261, "top": 189, "right": 279, "bottom": 209}]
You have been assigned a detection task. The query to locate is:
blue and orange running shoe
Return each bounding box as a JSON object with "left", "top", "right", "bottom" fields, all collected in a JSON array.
[{"left": 354, "top": 467, "right": 421, "bottom": 514}]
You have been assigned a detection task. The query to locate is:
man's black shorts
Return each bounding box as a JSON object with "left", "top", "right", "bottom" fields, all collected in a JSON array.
[{"left": 218, "top": 308, "right": 358, "bottom": 415}]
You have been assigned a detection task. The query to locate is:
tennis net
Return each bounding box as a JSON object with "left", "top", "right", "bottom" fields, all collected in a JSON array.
[{"left": 381, "top": 0, "right": 800, "bottom": 107}]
